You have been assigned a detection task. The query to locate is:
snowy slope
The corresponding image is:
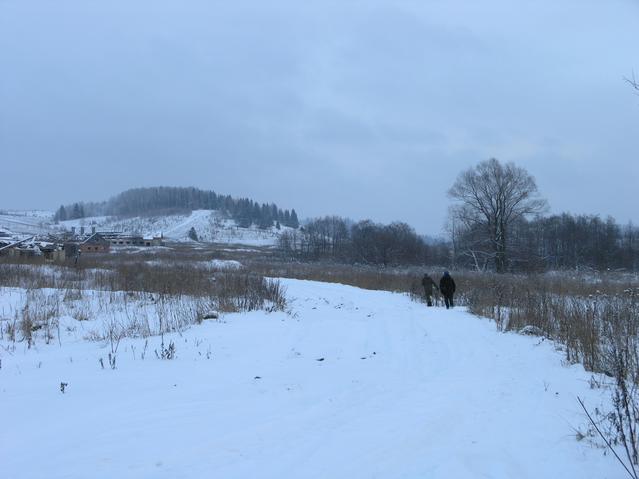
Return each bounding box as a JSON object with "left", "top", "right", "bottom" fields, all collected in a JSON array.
[
  {"left": 0, "top": 209, "right": 287, "bottom": 246},
  {"left": 0, "top": 279, "right": 617, "bottom": 478},
  {"left": 0, "top": 211, "right": 54, "bottom": 235},
  {"left": 60, "top": 210, "right": 285, "bottom": 246}
]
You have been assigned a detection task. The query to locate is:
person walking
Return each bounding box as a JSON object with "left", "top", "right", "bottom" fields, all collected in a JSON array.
[
  {"left": 421, "top": 273, "right": 439, "bottom": 307},
  {"left": 439, "top": 271, "right": 456, "bottom": 309}
]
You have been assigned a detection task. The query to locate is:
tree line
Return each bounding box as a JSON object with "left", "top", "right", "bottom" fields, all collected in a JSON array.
[
  {"left": 451, "top": 212, "right": 639, "bottom": 273},
  {"left": 280, "top": 159, "right": 638, "bottom": 272},
  {"left": 278, "top": 216, "right": 450, "bottom": 267},
  {"left": 51, "top": 168, "right": 639, "bottom": 272},
  {"left": 447, "top": 158, "right": 639, "bottom": 273},
  {"left": 278, "top": 211, "right": 639, "bottom": 272},
  {"left": 53, "top": 186, "right": 299, "bottom": 230}
]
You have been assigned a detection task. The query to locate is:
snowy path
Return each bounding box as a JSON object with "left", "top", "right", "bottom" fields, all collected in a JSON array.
[
  {"left": 1, "top": 279, "right": 615, "bottom": 478},
  {"left": 162, "top": 209, "right": 212, "bottom": 239}
]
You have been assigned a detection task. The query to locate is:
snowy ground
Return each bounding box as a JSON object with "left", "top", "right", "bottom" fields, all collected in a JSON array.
[{"left": 1, "top": 279, "right": 617, "bottom": 478}]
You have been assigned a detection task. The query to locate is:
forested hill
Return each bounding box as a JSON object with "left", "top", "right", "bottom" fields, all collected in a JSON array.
[{"left": 53, "top": 186, "right": 300, "bottom": 229}]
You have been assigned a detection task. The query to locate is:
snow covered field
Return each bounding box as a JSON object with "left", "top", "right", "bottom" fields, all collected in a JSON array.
[{"left": 1, "top": 279, "right": 617, "bottom": 478}]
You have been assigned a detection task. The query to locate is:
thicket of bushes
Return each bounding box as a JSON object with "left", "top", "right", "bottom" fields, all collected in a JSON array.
[
  {"left": 0, "top": 257, "right": 284, "bottom": 309},
  {"left": 0, "top": 255, "right": 287, "bottom": 354}
]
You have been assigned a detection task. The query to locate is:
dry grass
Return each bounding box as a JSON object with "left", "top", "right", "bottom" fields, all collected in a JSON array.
[
  {"left": 0, "top": 250, "right": 287, "bottom": 348},
  {"left": 454, "top": 272, "right": 639, "bottom": 375},
  {"left": 3, "top": 250, "right": 638, "bottom": 379}
]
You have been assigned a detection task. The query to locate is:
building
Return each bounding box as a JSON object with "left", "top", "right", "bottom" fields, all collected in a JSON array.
[
  {"left": 62, "top": 226, "right": 164, "bottom": 250},
  {"left": 0, "top": 237, "right": 66, "bottom": 261},
  {"left": 64, "top": 232, "right": 111, "bottom": 257},
  {"left": 100, "top": 232, "right": 165, "bottom": 247},
  {"left": 39, "top": 242, "right": 66, "bottom": 261}
]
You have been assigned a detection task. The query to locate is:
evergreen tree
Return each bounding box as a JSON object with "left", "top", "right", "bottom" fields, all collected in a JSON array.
[
  {"left": 236, "top": 200, "right": 251, "bottom": 228},
  {"left": 258, "top": 203, "right": 273, "bottom": 229},
  {"left": 290, "top": 209, "right": 299, "bottom": 229},
  {"left": 188, "top": 227, "right": 199, "bottom": 241},
  {"left": 251, "top": 203, "right": 261, "bottom": 226},
  {"left": 55, "top": 205, "right": 67, "bottom": 222}
]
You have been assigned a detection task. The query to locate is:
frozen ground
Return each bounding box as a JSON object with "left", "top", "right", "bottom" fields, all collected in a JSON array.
[{"left": 0, "top": 279, "right": 616, "bottom": 478}]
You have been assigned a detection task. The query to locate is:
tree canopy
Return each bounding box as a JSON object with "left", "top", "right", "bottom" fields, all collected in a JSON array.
[{"left": 448, "top": 158, "right": 547, "bottom": 272}]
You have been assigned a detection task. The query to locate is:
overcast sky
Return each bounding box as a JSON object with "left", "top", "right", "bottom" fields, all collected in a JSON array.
[{"left": 1, "top": 0, "right": 638, "bottom": 234}]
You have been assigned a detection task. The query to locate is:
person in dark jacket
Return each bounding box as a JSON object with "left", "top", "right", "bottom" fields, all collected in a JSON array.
[
  {"left": 421, "top": 273, "right": 439, "bottom": 307},
  {"left": 439, "top": 271, "right": 456, "bottom": 309}
]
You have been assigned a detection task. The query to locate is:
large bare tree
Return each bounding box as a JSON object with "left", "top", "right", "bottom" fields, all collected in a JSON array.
[{"left": 448, "top": 158, "right": 548, "bottom": 273}]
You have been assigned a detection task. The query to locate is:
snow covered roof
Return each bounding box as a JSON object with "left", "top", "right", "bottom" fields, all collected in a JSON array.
[
  {"left": 80, "top": 233, "right": 109, "bottom": 245},
  {"left": 0, "top": 236, "right": 35, "bottom": 251}
]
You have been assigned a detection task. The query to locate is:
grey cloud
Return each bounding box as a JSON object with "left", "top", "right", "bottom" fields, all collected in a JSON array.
[{"left": 1, "top": 0, "right": 638, "bottom": 232}]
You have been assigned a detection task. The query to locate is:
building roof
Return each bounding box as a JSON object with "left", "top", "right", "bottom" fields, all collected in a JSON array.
[
  {"left": 81, "top": 233, "right": 109, "bottom": 245},
  {"left": 0, "top": 236, "right": 35, "bottom": 252}
]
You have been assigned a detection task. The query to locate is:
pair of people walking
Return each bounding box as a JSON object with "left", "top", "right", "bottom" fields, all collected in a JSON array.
[{"left": 421, "top": 271, "right": 456, "bottom": 309}]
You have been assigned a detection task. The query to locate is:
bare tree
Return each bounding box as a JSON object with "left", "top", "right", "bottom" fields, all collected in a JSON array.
[{"left": 448, "top": 158, "right": 547, "bottom": 273}]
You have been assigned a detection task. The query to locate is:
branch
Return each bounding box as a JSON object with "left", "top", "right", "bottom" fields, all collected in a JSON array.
[
  {"left": 626, "top": 72, "right": 639, "bottom": 94},
  {"left": 578, "top": 396, "right": 638, "bottom": 479}
]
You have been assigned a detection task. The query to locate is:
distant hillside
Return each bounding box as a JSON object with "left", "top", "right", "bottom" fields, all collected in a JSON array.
[
  {"left": 53, "top": 186, "right": 300, "bottom": 230},
  {"left": 61, "top": 209, "right": 289, "bottom": 246},
  {"left": 0, "top": 211, "right": 53, "bottom": 236}
]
